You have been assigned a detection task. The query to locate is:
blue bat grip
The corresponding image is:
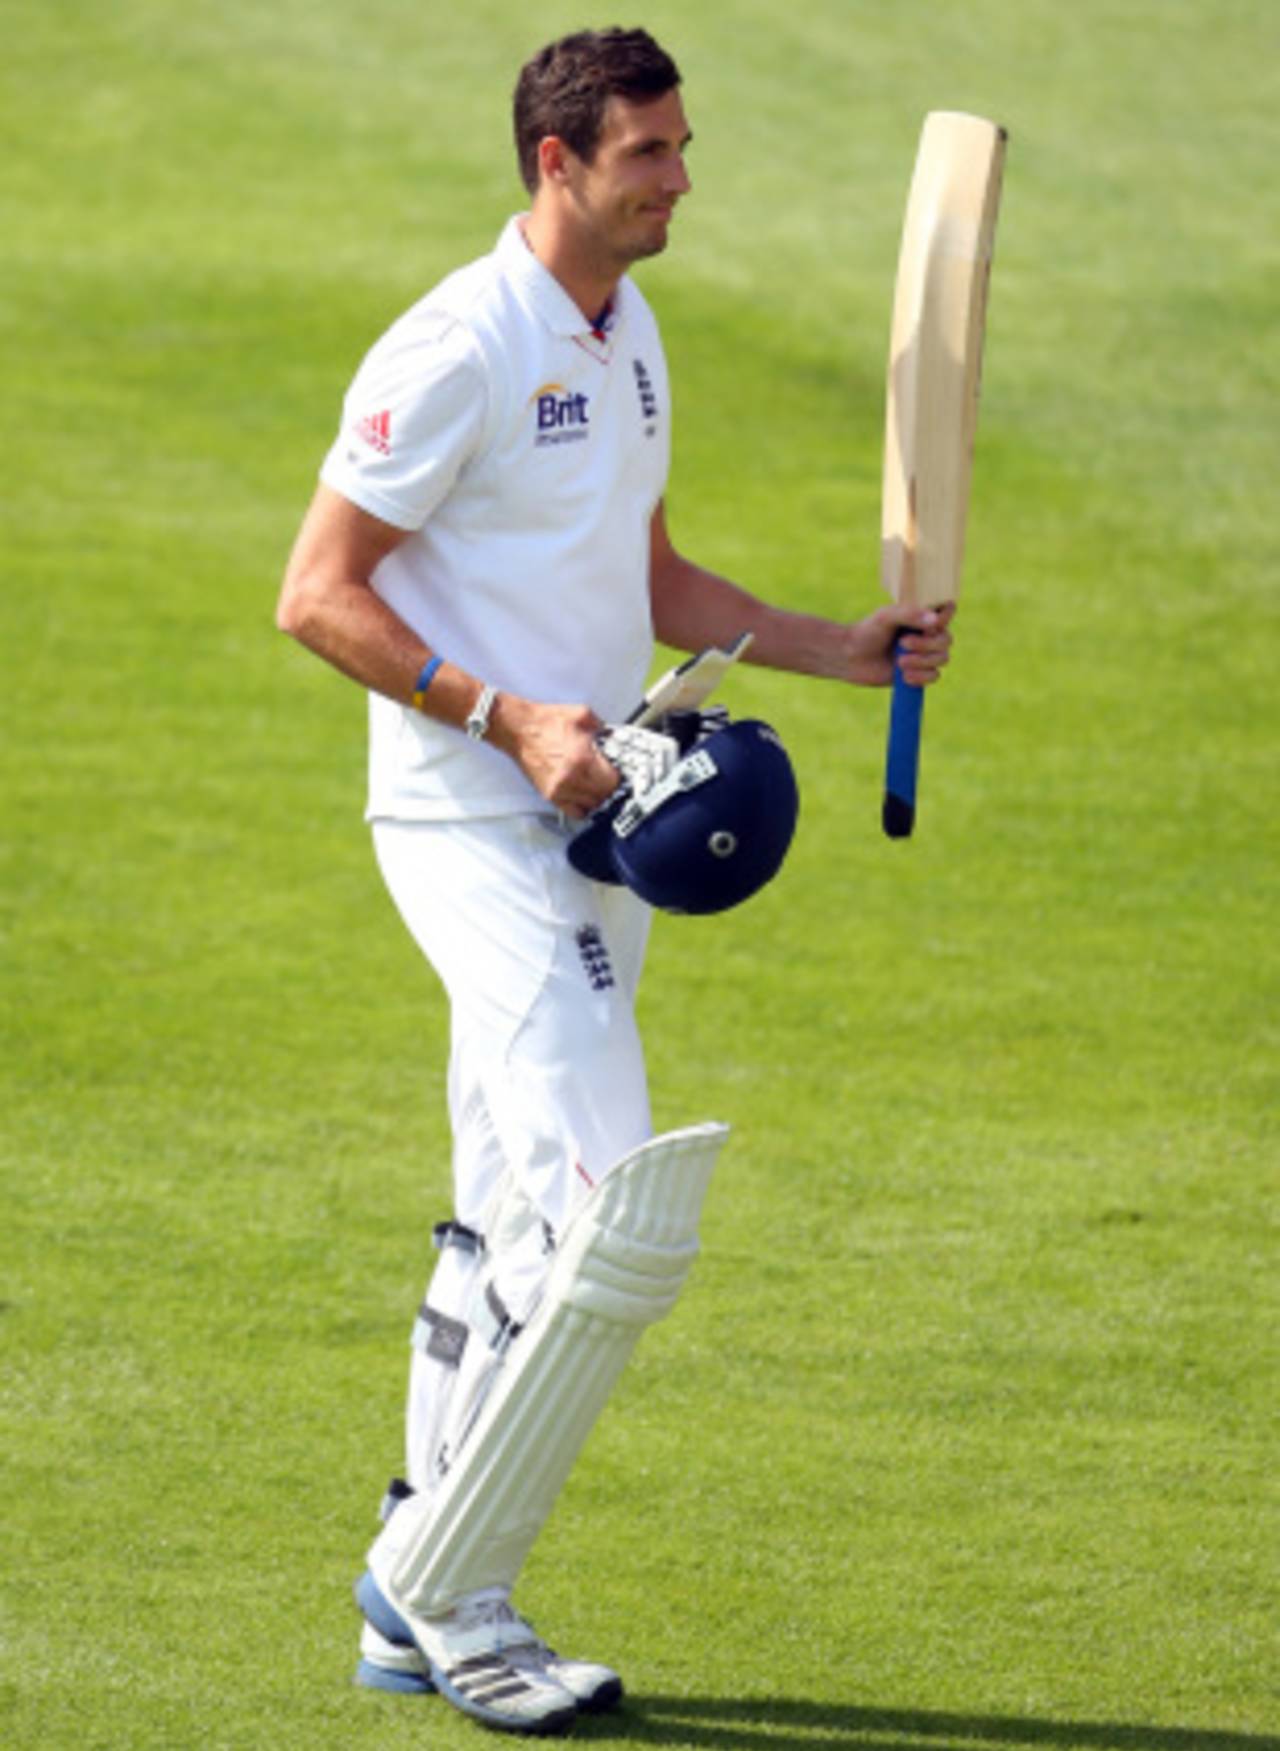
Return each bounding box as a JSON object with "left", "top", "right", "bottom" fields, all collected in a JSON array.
[{"left": 882, "top": 641, "right": 924, "bottom": 839}]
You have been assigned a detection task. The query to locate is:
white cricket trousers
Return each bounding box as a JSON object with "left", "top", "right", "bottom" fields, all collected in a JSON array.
[{"left": 372, "top": 813, "right": 654, "bottom": 1295}]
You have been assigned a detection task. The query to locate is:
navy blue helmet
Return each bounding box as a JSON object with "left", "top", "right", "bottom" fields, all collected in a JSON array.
[{"left": 568, "top": 717, "right": 799, "bottom": 915}]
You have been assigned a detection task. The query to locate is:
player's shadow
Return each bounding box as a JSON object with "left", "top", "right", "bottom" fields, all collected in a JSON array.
[{"left": 579, "top": 1695, "right": 1279, "bottom": 1751}]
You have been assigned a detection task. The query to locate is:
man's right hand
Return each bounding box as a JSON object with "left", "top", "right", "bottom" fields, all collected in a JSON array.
[{"left": 488, "top": 696, "right": 622, "bottom": 820}]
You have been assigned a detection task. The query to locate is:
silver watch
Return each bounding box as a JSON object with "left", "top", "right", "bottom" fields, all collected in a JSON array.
[{"left": 465, "top": 683, "right": 498, "bottom": 742}]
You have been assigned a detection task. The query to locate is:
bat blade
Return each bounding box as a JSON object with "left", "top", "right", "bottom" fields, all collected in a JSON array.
[{"left": 881, "top": 110, "right": 1007, "bottom": 837}]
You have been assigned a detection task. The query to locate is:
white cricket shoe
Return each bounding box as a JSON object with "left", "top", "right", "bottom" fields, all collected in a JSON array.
[
  {"left": 356, "top": 1616, "right": 430, "bottom": 1694},
  {"left": 354, "top": 1572, "right": 622, "bottom": 1730},
  {"left": 410, "top": 1587, "right": 577, "bottom": 1735}
]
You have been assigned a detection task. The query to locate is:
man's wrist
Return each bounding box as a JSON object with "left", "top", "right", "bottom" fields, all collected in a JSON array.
[
  {"left": 410, "top": 654, "right": 446, "bottom": 713},
  {"left": 483, "top": 690, "right": 524, "bottom": 758}
]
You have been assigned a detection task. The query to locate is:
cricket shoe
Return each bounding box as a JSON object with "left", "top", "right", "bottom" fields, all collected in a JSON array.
[{"left": 354, "top": 1569, "right": 623, "bottom": 1720}]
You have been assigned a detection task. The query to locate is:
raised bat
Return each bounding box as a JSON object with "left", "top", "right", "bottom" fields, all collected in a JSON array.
[{"left": 881, "top": 110, "right": 1007, "bottom": 837}]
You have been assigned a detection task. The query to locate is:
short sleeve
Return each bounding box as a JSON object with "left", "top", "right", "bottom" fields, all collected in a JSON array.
[{"left": 319, "top": 309, "right": 488, "bottom": 532}]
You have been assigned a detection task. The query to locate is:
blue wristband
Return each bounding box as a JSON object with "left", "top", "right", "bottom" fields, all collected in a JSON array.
[{"left": 411, "top": 655, "right": 444, "bottom": 712}]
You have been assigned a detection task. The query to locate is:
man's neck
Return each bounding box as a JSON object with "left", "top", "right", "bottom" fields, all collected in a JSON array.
[{"left": 519, "top": 212, "right": 622, "bottom": 327}]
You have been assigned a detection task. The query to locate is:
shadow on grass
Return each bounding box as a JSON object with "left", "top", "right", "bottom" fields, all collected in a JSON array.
[{"left": 581, "top": 1696, "right": 1279, "bottom": 1751}]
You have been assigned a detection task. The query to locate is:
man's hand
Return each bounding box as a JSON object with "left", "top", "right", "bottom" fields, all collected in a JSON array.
[
  {"left": 843, "top": 602, "right": 956, "bottom": 688},
  {"left": 488, "top": 697, "right": 622, "bottom": 820}
]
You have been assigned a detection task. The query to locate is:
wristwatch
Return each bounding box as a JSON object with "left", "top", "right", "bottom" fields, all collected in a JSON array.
[{"left": 465, "top": 683, "right": 498, "bottom": 742}]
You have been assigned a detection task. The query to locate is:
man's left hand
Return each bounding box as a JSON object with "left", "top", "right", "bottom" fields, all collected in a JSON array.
[{"left": 844, "top": 602, "right": 956, "bottom": 688}]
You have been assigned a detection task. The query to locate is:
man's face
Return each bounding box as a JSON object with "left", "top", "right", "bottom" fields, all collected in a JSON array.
[{"left": 562, "top": 89, "right": 693, "bottom": 269}]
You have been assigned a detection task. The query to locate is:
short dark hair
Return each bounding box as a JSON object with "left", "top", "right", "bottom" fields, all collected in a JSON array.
[{"left": 513, "top": 28, "right": 681, "bottom": 194}]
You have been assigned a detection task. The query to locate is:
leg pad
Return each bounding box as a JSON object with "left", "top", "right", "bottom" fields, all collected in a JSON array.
[{"left": 370, "top": 1122, "right": 729, "bottom": 1616}]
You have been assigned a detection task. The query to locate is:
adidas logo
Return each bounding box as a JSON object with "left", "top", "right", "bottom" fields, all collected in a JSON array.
[{"left": 355, "top": 409, "right": 391, "bottom": 455}]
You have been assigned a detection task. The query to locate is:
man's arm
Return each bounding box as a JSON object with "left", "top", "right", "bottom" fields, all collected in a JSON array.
[
  {"left": 647, "top": 501, "right": 953, "bottom": 689},
  {"left": 276, "top": 485, "right": 619, "bottom": 817},
  {"left": 278, "top": 484, "right": 438, "bottom": 697}
]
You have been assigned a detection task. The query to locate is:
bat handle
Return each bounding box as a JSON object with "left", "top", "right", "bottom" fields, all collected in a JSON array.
[{"left": 882, "top": 637, "right": 924, "bottom": 839}]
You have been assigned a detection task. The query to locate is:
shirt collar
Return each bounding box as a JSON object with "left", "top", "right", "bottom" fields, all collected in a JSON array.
[{"left": 497, "top": 216, "right": 625, "bottom": 347}]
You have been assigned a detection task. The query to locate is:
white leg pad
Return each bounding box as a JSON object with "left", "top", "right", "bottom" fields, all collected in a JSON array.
[{"left": 369, "top": 1121, "right": 730, "bottom": 1618}]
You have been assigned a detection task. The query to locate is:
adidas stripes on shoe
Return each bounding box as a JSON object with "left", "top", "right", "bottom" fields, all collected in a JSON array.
[{"left": 353, "top": 1569, "right": 623, "bottom": 1724}]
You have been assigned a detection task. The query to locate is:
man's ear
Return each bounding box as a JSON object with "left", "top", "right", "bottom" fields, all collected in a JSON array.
[{"left": 537, "top": 135, "right": 574, "bottom": 187}]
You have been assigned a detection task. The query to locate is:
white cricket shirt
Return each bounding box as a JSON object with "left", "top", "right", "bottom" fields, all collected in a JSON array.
[{"left": 320, "top": 217, "right": 672, "bottom": 821}]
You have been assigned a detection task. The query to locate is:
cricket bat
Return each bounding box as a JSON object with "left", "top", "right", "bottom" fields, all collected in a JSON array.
[{"left": 881, "top": 110, "right": 1007, "bottom": 838}]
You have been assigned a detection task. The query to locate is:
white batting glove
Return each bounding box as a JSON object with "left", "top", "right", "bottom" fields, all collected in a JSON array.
[{"left": 596, "top": 724, "right": 681, "bottom": 799}]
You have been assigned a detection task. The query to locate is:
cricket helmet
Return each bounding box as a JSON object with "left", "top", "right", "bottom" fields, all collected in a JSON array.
[{"left": 568, "top": 717, "right": 799, "bottom": 915}]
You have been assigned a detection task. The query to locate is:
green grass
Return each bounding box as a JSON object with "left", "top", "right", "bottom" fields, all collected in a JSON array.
[{"left": 2, "top": 2, "right": 1277, "bottom": 1747}]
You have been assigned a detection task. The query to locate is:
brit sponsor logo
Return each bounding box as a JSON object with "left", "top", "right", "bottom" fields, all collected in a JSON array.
[{"left": 532, "top": 382, "right": 591, "bottom": 446}]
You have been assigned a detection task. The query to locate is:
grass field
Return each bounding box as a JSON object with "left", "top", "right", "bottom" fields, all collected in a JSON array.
[{"left": 2, "top": 3, "right": 1277, "bottom": 1748}]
